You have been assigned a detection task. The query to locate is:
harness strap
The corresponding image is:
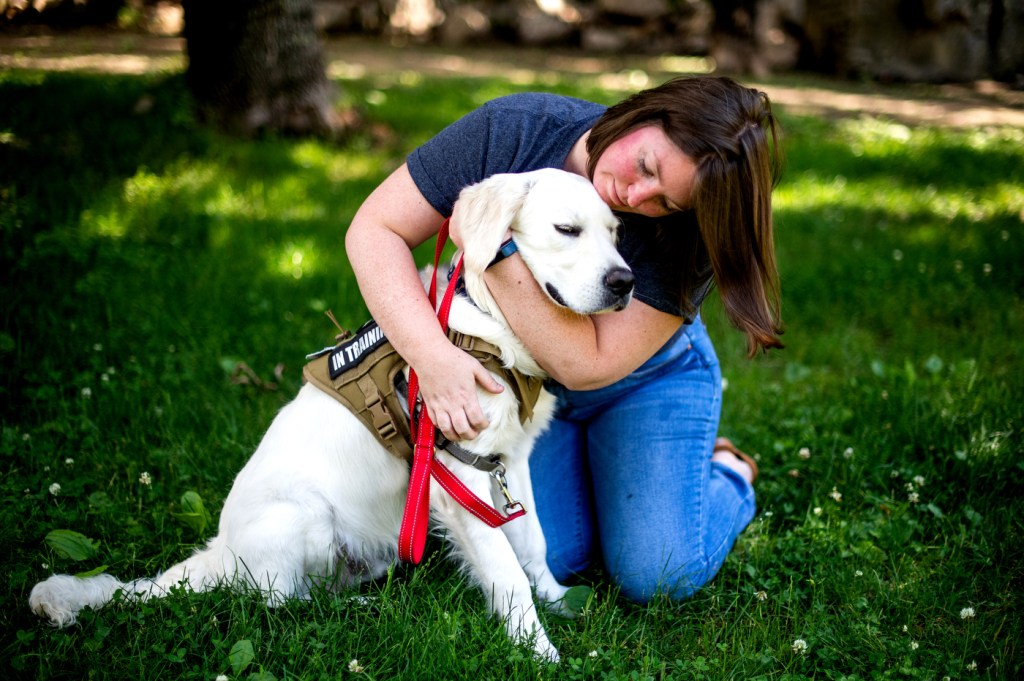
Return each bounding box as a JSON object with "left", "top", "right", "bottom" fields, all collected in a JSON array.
[
  {"left": 435, "top": 434, "right": 504, "bottom": 474},
  {"left": 448, "top": 330, "right": 543, "bottom": 423}
]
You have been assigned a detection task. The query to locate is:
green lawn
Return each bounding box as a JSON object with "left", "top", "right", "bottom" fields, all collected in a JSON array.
[{"left": 1, "top": 63, "right": 1021, "bottom": 680}]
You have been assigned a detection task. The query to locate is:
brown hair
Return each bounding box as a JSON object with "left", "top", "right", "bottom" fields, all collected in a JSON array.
[{"left": 586, "top": 76, "right": 784, "bottom": 356}]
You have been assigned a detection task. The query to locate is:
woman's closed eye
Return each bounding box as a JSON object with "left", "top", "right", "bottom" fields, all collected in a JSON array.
[{"left": 638, "top": 155, "right": 654, "bottom": 178}]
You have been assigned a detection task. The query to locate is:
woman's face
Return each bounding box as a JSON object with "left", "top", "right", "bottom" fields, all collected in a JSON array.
[{"left": 591, "top": 125, "right": 697, "bottom": 218}]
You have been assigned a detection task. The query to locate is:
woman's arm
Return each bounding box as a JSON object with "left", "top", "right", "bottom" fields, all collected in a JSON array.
[
  {"left": 345, "top": 164, "right": 504, "bottom": 441},
  {"left": 482, "top": 254, "right": 683, "bottom": 390}
]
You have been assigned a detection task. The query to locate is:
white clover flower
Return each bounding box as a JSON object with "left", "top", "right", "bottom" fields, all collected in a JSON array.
[
  {"left": 843, "top": 447, "right": 854, "bottom": 458},
  {"left": 855, "top": 570, "right": 863, "bottom": 577},
  {"left": 93, "top": 343, "right": 103, "bottom": 352},
  {"left": 791, "top": 639, "right": 808, "bottom": 654},
  {"left": 64, "top": 458, "right": 74, "bottom": 466},
  {"left": 23, "top": 433, "right": 31, "bottom": 441},
  {"left": 42, "top": 562, "right": 49, "bottom": 569},
  {"left": 893, "top": 249, "right": 904, "bottom": 261},
  {"left": 913, "top": 475, "right": 925, "bottom": 486},
  {"left": 910, "top": 641, "right": 919, "bottom": 650},
  {"left": 798, "top": 447, "right": 811, "bottom": 459},
  {"left": 101, "top": 373, "right": 110, "bottom": 383},
  {"left": 48, "top": 482, "right": 61, "bottom": 496},
  {"left": 902, "top": 625, "right": 908, "bottom": 632},
  {"left": 81, "top": 387, "right": 92, "bottom": 398},
  {"left": 764, "top": 510, "right": 773, "bottom": 517},
  {"left": 908, "top": 492, "right": 920, "bottom": 504},
  {"left": 139, "top": 471, "right": 152, "bottom": 486},
  {"left": 588, "top": 649, "right": 599, "bottom": 658},
  {"left": 983, "top": 263, "right": 992, "bottom": 275},
  {"left": 960, "top": 607, "right": 976, "bottom": 620},
  {"left": 721, "top": 377, "right": 729, "bottom": 391},
  {"left": 966, "top": 660, "right": 977, "bottom": 671},
  {"left": 215, "top": 676, "right": 228, "bottom": 681},
  {"left": 756, "top": 590, "right": 768, "bottom": 602},
  {"left": 348, "top": 659, "right": 364, "bottom": 673},
  {"left": 905, "top": 482, "right": 916, "bottom": 492},
  {"left": 829, "top": 487, "right": 843, "bottom": 502},
  {"left": 813, "top": 507, "right": 822, "bottom": 515}
]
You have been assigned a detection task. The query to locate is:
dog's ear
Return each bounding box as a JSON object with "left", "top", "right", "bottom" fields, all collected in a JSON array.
[{"left": 455, "top": 173, "right": 534, "bottom": 275}]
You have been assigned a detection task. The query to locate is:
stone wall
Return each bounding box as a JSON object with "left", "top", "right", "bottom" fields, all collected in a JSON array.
[
  {"left": 3, "top": 0, "right": 1021, "bottom": 83},
  {"left": 313, "top": 0, "right": 1022, "bottom": 83}
]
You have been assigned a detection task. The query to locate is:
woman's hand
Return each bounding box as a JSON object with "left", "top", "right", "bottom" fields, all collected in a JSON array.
[{"left": 412, "top": 340, "right": 504, "bottom": 442}]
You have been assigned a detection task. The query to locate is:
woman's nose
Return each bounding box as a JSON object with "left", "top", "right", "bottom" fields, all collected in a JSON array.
[{"left": 627, "top": 180, "right": 655, "bottom": 208}]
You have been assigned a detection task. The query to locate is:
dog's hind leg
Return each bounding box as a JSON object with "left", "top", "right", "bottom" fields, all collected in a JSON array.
[
  {"left": 29, "top": 537, "right": 232, "bottom": 627},
  {"left": 29, "top": 572, "right": 126, "bottom": 627}
]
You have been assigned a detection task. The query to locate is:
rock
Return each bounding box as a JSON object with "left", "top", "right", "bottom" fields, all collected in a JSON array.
[{"left": 597, "top": 0, "right": 669, "bottom": 21}]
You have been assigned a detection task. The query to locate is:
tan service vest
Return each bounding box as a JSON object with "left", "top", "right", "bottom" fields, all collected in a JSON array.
[{"left": 303, "top": 322, "right": 543, "bottom": 462}]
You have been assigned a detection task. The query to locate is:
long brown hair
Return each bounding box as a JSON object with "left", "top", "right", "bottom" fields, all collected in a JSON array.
[{"left": 586, "top": 76, "right": 784, "bottom": 356}]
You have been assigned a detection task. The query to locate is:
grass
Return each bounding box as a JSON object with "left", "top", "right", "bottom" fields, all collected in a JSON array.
[{"left": 1, "top": 58, "right": 1022, "bottom": 680}]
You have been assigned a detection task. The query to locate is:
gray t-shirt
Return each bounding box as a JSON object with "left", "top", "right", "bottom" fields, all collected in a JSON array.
[{"left": 407, "top": 93, "right": 711, "bottom": 320}]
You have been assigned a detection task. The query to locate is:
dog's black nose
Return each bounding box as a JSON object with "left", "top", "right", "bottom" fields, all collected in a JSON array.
[{"left": 604, "top": 267, "right": 635, "bottom": 297}]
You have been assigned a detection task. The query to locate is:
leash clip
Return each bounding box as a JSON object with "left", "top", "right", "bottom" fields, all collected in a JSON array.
[{"left": 489, "top": 464, "right": 523, "bottom": 515}]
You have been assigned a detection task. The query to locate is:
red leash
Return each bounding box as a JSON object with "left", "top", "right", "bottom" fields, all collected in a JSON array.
[{"left": 397, "top": 220, "right": 526, "bottom": 564}]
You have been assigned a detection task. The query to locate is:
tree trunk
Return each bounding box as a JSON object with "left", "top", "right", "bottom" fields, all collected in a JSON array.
[{"left": 181, "top": 0, "right": 340, "bottom": 136}]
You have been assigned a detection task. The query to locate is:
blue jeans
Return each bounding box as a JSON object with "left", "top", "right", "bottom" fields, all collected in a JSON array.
[{"left": 529, "top": 318, "right": 756, "bottom": 603}]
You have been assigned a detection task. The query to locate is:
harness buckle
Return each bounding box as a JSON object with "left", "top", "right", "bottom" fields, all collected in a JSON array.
[{"left": 489, "top": 464, "right": 523, "bottom": 515}]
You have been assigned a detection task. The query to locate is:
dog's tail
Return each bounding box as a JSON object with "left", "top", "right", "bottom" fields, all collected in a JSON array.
[{"left": 29, "top": 536, "right": 230, "bottom": 627}]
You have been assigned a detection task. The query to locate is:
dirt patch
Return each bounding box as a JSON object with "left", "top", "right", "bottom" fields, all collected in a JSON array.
[{"left": 2, "top": 29, "right": 1022, "bottom": 129}]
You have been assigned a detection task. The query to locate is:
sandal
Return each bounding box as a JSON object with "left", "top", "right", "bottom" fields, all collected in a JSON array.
[{"left": 714, "top": 437, "right": 759, "bottom": 482}]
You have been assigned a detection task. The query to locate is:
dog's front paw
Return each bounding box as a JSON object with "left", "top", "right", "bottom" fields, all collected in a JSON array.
[{"left": 532, "top": 632, "right": 561, "bottom": 664}]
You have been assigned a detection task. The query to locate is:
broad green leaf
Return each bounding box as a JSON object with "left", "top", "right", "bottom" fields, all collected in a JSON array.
[
  {"left": 229, "top": 639, "right": 255, "bottom": 676},
  {"left": 74, "top": 564, "right": 109, "bottom": 578},
  {"left": 44, "top": 529, "right": 99, "bottom": 561},
  {"left": 561, "top": 585, "right": 594, "bottom": 615},
  {"left": 172, "top": 490, "right": 210, "bottom": 535}
]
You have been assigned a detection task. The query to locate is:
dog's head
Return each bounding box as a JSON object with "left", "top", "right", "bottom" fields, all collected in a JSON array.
[{"left": 456, "top": 168, "right": 634, "bottom": 316}]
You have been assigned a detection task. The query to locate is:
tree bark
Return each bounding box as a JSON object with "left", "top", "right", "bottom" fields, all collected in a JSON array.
[{"left": 181, "top": 0, "right": 340, "bottom": 136}]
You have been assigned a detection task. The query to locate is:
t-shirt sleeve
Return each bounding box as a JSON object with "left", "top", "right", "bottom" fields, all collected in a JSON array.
[
  {"left": 406, "top": 102, "right": 499, "bottom": 217},
  {"left": 407, "top": 94, "right": 605, "bottom": 217}
]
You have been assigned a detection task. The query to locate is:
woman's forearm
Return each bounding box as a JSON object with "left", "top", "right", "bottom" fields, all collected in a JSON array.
[{"left": 483, "top": 254, "right": 682, "bottom": 391}]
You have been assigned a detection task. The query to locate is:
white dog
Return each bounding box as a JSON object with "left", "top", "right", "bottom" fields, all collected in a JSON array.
[{"left": 29, "top": 168, "right": 634, "bottom": 662}]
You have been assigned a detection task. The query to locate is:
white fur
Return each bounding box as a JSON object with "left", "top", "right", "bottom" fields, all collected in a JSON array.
[{"left": 29, "top": 169, "right": 632, "bottom": 663}]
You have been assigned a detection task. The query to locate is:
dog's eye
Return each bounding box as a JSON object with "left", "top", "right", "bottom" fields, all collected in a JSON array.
[{"left": 554, "top": 224, "right": 581, "bottom": 237}]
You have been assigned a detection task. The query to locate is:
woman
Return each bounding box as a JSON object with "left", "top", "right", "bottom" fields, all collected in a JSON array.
[{"left": 345, "top": 76, "right": 782, "bottom": 602}]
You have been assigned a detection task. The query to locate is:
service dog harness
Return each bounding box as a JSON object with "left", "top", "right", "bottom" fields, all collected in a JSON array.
[
  {"left": 302, "top": 322, "right": 542, "bottom": 462},
  {"left": 303, "top": 221, "right": 541, "bottom": 564}
]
